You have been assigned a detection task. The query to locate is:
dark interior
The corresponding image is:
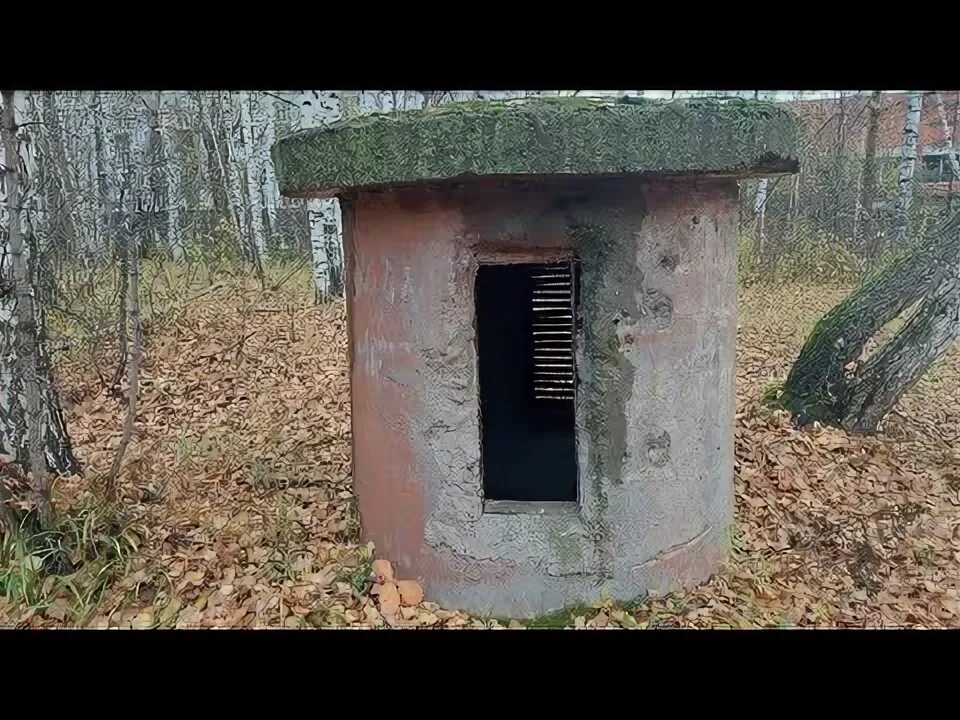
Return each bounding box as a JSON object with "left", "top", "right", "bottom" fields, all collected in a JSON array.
[{"left": 475, "top": 261, "right": 579, "bottom": 503}]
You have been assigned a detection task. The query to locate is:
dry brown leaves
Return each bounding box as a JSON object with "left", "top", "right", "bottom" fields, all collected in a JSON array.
[
  {"left": 21, "top": 277, "right": 960, "bottom": 629},
  {"left": 630, "top": 284, "right": 960, "bottom": 629},
  {"left": 35, "top": 274, "right": 482, "bottom": 629}
]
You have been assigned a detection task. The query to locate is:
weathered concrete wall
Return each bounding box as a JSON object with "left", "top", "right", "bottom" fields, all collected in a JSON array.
[{"left": 343, "top": 176, "right": 738, "bottom": 618}]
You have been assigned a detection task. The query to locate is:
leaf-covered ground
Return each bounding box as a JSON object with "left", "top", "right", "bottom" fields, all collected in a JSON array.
[{"left": 4, "top": 275, "right": 959, "bottom": 628}]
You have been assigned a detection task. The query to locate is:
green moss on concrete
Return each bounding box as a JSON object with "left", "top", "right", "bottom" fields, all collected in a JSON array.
[
  {"left": 568, "top": 215, "right": 643, "bottom": 581},
  {"left": 272, "top": 97, "right": 800, "bottom": 197},
  {"left": 524, "top": 603, "right": 596, "bottom": 629}
]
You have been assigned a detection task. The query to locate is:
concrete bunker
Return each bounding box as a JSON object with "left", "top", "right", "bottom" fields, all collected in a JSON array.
[{"left": 272, "top": 97, "right": 800, "bottom": 618}]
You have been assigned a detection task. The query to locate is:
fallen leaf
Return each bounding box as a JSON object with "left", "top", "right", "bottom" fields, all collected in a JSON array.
[
  {"left": 769, "top": 527, "right": 791, "bottom": 551},
  {"left": 304, "top": 572, "right": 332, "bottom": 588},
  {"left": 378, "top": 582, "right": 401, "bottom": 616},
  {"left": 45, "top": 599, "right": 70, "bottom": 622},
  {"left": 397, "top": 580, "right": 424, "bottom": 606},
  {"left": 372, "top": 559, "right": 394, "bottom": 583},
  {"left": 133, "top": 611, "right": 155, "bottom": 629},
  {"left": 177, "top": 606, "right": 204, "bottom": 628},
  {"left": 417, "top": 612, "right": 439, "bottom": 626},
  {"left": 159, "top": 598, "right": 183, "bottom": 625}
]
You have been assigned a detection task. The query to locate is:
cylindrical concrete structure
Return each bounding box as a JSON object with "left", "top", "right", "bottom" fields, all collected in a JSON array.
[{"left": 273, "top": 98, "right": 799, "bottom": 618}]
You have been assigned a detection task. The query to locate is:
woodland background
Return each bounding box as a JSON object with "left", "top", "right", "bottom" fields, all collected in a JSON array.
[{"left": 0, "top": 89, "right": 958, "bottom": 628}]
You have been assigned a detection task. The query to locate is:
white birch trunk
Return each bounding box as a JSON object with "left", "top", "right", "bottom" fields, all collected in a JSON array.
[
  {"left": 70, "top": 92, "right": 98, "bottom": 258},
  {"left": 93, "top": 91, "right": 112, "bottom": 251},
  {"left": 754, "top": 178, "right": 769, "bottom": 253},
  {"left": 893, "top": 92, "right": 924, "bottom": 248},
  {"left": 139, "top": 91, "right": 169, "bottom": 254},
  {"left": 0, "top": 91, "right": 45, "bottom": 517},
  {"left": 291, "top": 91, "right": 346, "bottom": 302},
  {"left": 239, "top": 91, "right": 266, "bottom": 261},
  {"left": 0, "top": 95, "right": 16, "bottom": 464},
  {"left": 261, "top": 94, "right": 278, "bottom": 247},
  {"left": 154, "top": 92, "right": 183, "bottom": 262},
  {"left": 1, "top": 92, "right": 77, "bottom": 520},
  {"left": 789, "top": 174, "right": 800, "bottom": 220},
  {"left": 223, "top": 93, "right": 250, "bottom": 260},
  {"left": 288, "top": 89, "right": 537, "bottom": 301},
  {"left": 197, "top": 94, "right": 243, "bottom": 253},
  {"left": 176, "top": 92, "right": 207, "bottom": 247}
]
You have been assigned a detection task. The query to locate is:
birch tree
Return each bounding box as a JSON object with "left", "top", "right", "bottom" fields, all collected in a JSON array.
[
  {"left": 1, "top": 91, "right": 78, "bottom": 526},
  {"left": 260, "top": 94, "right": 279, "bottom": 247},
  {"left": 139, "top": 91, "right": 170, "bottom": 256},
  {"left": 38, "top": 92, "right": 79, "bottom": 263},
  {"left": 167, "top": 92, "right": 206, "bottom": 256},
  {"left": 197, "top": 95, "right": 238, "bottom": 247},
  {"left": 754, "top": 178, "right": 768, "bottom": 256},
  {"left": 239, "top": 91, "right": 267, "bottom": 261},
  {"left": 857, "top": 90, "right": 882, "bottom": 257},
  {"left": 103, "top": 94, "right": 147, "bottom": 499},
  {"left": 286, "top": 89, "right": 541, "bottom": 301},
  {"left": 291, "top": 91, "right": 344, "bottom": 302},
  {"left": 222, "top": 93, "right": 252, "bottom": 263},
  {"left": 156, "top": 92, "right": 184, "bottom": 256},
  {"left": 92, "top": 91, "right": 111, "bottom": 247}
]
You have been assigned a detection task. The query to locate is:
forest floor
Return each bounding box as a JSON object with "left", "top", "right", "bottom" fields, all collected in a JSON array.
[{"left": 2, "top": 269, "right": 959, "bottom": 628}]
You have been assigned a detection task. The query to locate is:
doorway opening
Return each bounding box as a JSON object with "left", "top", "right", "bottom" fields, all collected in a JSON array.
[{"left": 475, "top": 259, "right": 580, "bottom": 506}]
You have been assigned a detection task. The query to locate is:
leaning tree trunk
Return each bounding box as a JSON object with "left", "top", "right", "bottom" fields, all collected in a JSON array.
[
  {"left": 783, "top": 93, "right": 953, "bottom": 427},
  {"left": 783, "top": 209, "right": 960, "bottom": 426},
  {"left": 840, "top": 274, "right": 959, "bottom": 433}
]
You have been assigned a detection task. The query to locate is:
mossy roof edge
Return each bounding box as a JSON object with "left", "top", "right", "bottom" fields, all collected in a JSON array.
[{"left": 272, "top": 97, "right": 800, "bottom": 198}]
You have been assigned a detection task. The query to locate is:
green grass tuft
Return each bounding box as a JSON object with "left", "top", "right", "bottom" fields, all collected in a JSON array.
[{"left": 0, "top": 503, "right": 142, "bottom": 626}]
